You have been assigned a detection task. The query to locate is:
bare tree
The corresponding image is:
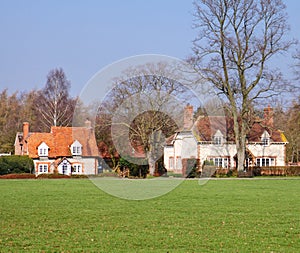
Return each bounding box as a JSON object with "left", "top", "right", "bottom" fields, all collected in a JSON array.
[
  {"left": 190, "top": 0, "right": 295, "bottom": 171},
  {"left": 97, "top": 62, "right": 193, "bottom": 175},
  {"left": 37, "top": 68, "right": 75, "bottom": 130}
]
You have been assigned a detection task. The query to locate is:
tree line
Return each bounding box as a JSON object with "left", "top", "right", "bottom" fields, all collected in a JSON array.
[{"left": 0, "top": 68, "right": 77, "bottom": 153}]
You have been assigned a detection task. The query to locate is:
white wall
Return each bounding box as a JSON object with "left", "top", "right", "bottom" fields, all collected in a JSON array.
[
  {"left": 199, "top": 144, "right": 237, "bottom": 168},
  {"left": 164, "top": 130, "right": 287, "bottom": 172},
  {"left": 248, "top": 144, "right": 286, "bottom": 166},
  {"left": 82, "top": 157, "right": 98, "bottom": 175}
]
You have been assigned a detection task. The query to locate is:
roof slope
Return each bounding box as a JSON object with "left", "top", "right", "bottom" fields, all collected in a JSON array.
[
  {"left": 26, "top": 126, "right": 99, "bottom": 158},
  {"left": 194, "top": 116, "right": 287, "bottom": 143}
]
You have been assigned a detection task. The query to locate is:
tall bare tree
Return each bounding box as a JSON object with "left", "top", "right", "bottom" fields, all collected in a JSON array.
[
  {"left": 37, "top": 68, "right": 75, "bottom": 130},
  {"left": 97, "top": 62, "right": 193, "bottom": 175},
  {"left": 190, "top": 0, "right": 295, "bottom": 171}
]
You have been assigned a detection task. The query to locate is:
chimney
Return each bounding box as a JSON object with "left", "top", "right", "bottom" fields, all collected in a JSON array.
[
  {"left": 263, "top": 105, "right": 274, "bottom": 128},
  {"left": 22, "top": 122, "right": 29, "bottom": 155},
  {"left": 183, "top": 104, "right": 194, "bottom": 130},
  {"left": 23, "top": 122, "right": 29, "bottom": 140}
]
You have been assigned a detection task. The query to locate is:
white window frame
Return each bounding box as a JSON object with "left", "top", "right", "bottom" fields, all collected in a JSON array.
[
  {"left": 256, "top": 158, "right": 275, "bottom": 167},
  {"left": 209, "top": 157, "right": 230, "bottom": 168},
  {"left": 73, "top": 164, "right": 82, "bottom": 174},
  {"left": 262, "top": 138, "right": 270, "bottom": 146},
  {"left": 213, "top": 136, "right": 222, "bottom": 145},
  {"left": 38, "top": 164, "right": 48, "bottom": 173},
  {"left": 261, "top": 131, "right": 270, "bottom": 146},
  {"left": 71, "top": 140, "right": 82, "bottom": 156},
  {"left": 176, "top": 156, "right": 182, "bottom": 170},
  {"left": 38, "top": 142, "right": 49, "bottom": 157}
]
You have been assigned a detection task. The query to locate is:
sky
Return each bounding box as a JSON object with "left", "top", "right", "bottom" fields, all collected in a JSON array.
[{"left": 0, "top": 0, "right": 299, "bottom": 97}]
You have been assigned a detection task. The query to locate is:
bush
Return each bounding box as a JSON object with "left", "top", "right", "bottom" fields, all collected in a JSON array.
[
  {"left": 118, "top": 157, "right": 148, "bottom": 178},
  {"left": 256, "top": 166, "right": 300, "bottom": 176},
  {"left": 37, "top": 174, "right": 70, "bottom": 179},
  {"left": 0, "top": 156, "right": 34, "bottom": 175},
  {"left": 0, "top": 173, "right": 36, "bottom": 179}
]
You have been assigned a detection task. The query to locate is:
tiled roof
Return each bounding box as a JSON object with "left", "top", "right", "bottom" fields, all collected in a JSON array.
[
  {"left": 26, "top": 126, "right": 99, "bottom": 158},
  {"left": 194, "top": 116, "right": 287, "bottom": 143}
]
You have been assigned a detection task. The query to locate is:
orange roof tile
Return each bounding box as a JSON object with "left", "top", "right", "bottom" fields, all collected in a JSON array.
[{"left": 26, "top": 126, "right": 99, "bottom": 159}]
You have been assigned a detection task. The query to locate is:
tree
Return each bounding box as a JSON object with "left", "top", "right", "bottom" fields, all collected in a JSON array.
[
  {"left": 190, "top": 0, "right": 295, "bottom": 171},
  {"left": 0, "top": 90, "right": 24, "bottom": 153},
  {"left": 285, "top": 98, "right": 300, "bottom": 163},
  {"left": 96, "top": 62, "right": 193, "bottom": 175},
  {"left": 37, "top": 68, "right": 75, "bottom": 130}
]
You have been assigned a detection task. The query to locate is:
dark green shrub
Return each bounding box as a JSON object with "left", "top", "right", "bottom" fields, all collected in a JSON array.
[
  {"left": 118, "top": 157, "right": 148, "bottom": 178},
  {"left": 0, "top": 156, "right": 34, "bottom": 175}
]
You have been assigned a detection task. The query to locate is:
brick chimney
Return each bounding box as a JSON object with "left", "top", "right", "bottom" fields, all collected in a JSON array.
[
  {"left": 22, "top": 122, "right": 29, "bottom": 155},
  {"left": 263, "top": 105, "right": 274, "bottom": 128},
  {"left": 23, "top": 122, "right": 29, "bottom": 140},
  {"left": 183, "top": 104, "right": 194, "bottom": 130}
]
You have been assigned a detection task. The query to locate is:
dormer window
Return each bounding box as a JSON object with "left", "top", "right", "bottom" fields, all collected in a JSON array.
[
  {"left": 262, "top": 138, "right": 270, "bottom": 146},
  {"left": 214, "top": 136, "right": 222, "bottom": 145},
  {"left": 261, "top": 131, "right": 270, "bottom": 146},
  {"left": 38, "top": 142, "right": 49, "bottom": 157},
  {"left": 71, "top": 140, "right": 82, "bottom": 156},
  {"left": 213, "top": 130, "right": 223, "bottom": 145}
]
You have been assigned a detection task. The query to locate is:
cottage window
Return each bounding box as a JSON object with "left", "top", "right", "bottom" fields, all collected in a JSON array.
[
  {"left": 262, "top": 138, "right": 270, "bottom": 146},
  {"left": 256, "top": 158, "right": 275, "bottom": 167},
  {"left": 209, "top": 157, "right": 230, "bottom": 168},
  {"left": 261, "top": 131, "right": 270, "bottom": 146},
  {"left": 213, "top": 136, "right": 222, "bottom": 145},
  {"left": 213, "top": 130, "right": 223, "bottom": 145},
  {"left": 176, "top": 156, "right": 182, "bottom": 170},
  {"left": 38, "top": 164, "right": 48, "bottom": 173},
  {"left": 71, "top": 140, "right": 82, "bottom": 156},
  {"left": 73, "top": 164, "right": 82, "bottom": 174},
  {"left": 38, "top": 142, "right": 49, "bottom": 157}
]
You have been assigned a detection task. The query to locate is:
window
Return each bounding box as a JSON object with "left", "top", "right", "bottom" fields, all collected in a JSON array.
[
  {"left": 261, "top": 131, "right": 270, "bottom": 146},
  {"left": 213, "top": 136, "right": 222, "bottom": 145},
  {"left": 213, "top": 130, "right": 223, "bottom": 145},
  {"left": 38, "top": 164, "right": 48, "bottom": 173},
  {"left": 209, "top": 157, "right": 230, "bottom": 168},
  {"left": 176, "top": 156, "right": 182, "bottom": 170},
  {"left": 256, "top": 158, "right": 275, "bottom": 167},
  {"left": 38, "top": 142, "right": 49, "bottom": 157},
  {"left": 262, "top": 138, "right": 270, "bottom": 146},
  {"left": 73, "top": 164, "right": 82, "bottom": 174},
  {"left": 71, "top": 140, "right": 82, "bottom": 156}
]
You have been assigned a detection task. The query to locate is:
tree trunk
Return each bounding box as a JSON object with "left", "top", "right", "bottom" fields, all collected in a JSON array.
[
  {"left": 236, "top": 138, "right": 246, "bottom": 172},
  {"left": 148, "top": 154, "right": 156, "bottom": 175}
]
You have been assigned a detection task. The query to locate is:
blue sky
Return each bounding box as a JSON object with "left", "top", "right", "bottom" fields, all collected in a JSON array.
[{"left": 0, "top": 0, "right": 299, "bottom": 97}]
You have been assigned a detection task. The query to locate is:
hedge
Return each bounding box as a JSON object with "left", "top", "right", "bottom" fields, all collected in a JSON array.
[
  {"left": 0, "top": 173, "right": 36, "bottom": 179},
  {"left": 252, "top": 166, "right": 300, "bottom": 176},
  {"left": 0, "top": 155, "right": 34, "bottom": 175}
]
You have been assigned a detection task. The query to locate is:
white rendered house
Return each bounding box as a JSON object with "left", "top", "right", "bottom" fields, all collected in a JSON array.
[{"left": 164, "top": 105, "right": 288, "bottom": 174}]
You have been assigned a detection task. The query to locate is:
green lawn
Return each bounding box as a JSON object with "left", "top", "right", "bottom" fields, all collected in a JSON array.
[{"left": 0, "top": 178, "right": 299, "bottom": 252}]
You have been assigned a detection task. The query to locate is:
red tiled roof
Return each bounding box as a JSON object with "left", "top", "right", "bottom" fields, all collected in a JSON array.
[
  {"left": 26, "top": 126, "right": 99, "bottom": 159},
  {"left": 194, "top": 116, "right": 286, "bottom": 143}
]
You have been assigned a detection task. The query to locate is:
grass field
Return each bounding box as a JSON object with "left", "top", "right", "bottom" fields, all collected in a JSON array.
[{"left": 0, "top": 178, "right": 299, "bottom": 252}]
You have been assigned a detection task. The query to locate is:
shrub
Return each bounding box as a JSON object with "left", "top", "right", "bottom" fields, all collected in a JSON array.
[
  {"left": 0, "top": 173, "right": 36, "bottom": 179},
  {"left": 118, "top": 157, "right": 148, "bottom": 178},
  {"left": 0, "top": 155, "right": 34, "bottom": 175},
  {"left": 37, "top": 174, "right": 70, "bottom": 179}
]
